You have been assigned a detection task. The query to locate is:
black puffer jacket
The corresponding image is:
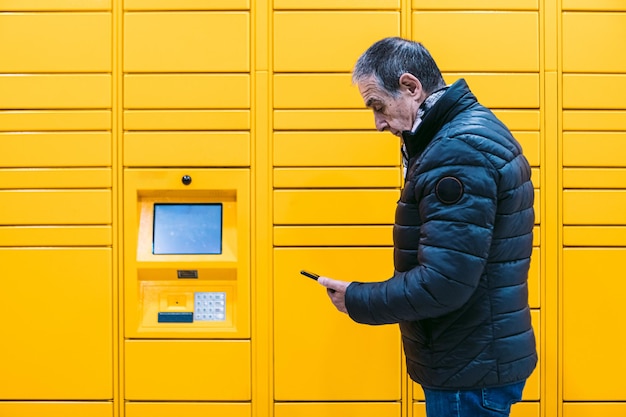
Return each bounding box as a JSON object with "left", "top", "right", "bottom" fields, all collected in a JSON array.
[{"left": 345, "top": 79, "right": 537, "bottom": 389}]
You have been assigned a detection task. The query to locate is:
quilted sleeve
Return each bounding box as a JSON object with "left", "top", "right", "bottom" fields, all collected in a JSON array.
[{"left": 345, "top": 137, "right": 500, "bottom": 324}]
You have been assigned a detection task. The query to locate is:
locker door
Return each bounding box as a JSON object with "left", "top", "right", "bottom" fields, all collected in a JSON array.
[
  {"left": 125, "top": 340, "right": 251, "bottom": 401},
  {"left": 275, "top": 402, "right": 400, "bottom": 417},
  {"left": 0, "top": 402, "right": 112, "bottom": 417},
  {"left": 274, "top": 11, "right": 399, "bottom": 72},
  {"left": 562, "top": 248, "right": 626, "bottom": 400},
  {"left": 274, "top": 248, "right": 401, "bottom": 401},
  {"left": 412, "top": 11, "right": 539, "bottom": 72},
  {"left": 414, "top": 401, "right": 540, "bottom": 417},
  {"left": 0, "top": 248, "right": 113, "bottom": 399},
  {"left": 124, "top": 12, "right": 249, "bottom": 73},
  {"left": 0, "top": 12, "right": 111, "bottom": 73},
  {"left": 126, "top": 402, "right": 251, "bottom": 417}
]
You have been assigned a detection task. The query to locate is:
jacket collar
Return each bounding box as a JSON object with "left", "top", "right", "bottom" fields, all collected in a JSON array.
[{"left": 401, "top": 78, "right": 477, "bottom": 160}]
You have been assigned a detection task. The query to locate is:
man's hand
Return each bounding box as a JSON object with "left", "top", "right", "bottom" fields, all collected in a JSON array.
[{"left": 317, "top": 276, "right": 351, "bottom": 314}]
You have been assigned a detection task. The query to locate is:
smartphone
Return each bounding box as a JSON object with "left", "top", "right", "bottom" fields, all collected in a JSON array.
[{"left": 300, "top": 270, "right": 319, "bottom": 280}]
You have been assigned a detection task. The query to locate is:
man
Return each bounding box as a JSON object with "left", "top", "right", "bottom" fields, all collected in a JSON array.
[{"left": 317, "top": 37, "right": 537, "bottom": 416}]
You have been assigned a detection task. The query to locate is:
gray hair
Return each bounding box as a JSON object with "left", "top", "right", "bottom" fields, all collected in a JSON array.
[{"left": 352, "top": 37, "right": 446, "bottom": 96}]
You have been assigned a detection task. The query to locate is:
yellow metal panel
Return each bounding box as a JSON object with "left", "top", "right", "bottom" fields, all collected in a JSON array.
[
  {"left": 563, "top": 190, "right": 626, "bottom": 225},
  {"left": 533, "top": 225, "right": 540, "bottom": 246},
  {"left": 563, "top": 226, "right": 626, "bottom": 247},
  {"left": 534, "top": 189, "right": 540, "bottom": 225},
  {"left": 0, "top": 0, "right": 110, "bottom": 10},
  {"left": 124, "top": 110, "right": 250, "bottom": 130},
  {"left": 414, "top": 402, "right": 426, "bottom": 417},
  {"left": 563, "top": 132, "right": 626, "bottom": 167},
  {"left": 563, "top": 13, "right": 626, "bottom": 73},
  {"left": 274, "top": 12, "right": 400, "bottom": 72},
  {"left": 0, "top": 111, "right": 111, "bottom": 131},
  {"left": 124, "top": 132, "right": 250, "bottom": 167},
  {"left": 274, "top": 248, "right": 401, "bottom": 400},
  {"left": 563, "top": 248, "right": 626, "bottom": 400},
  {"left": 0, "top": 75, "right": 111, "bottom": 110},
  {"left": 510, "top": 403, "right": 541, "bottom": 417},
  {"left": 252, "top": 69, "right": 271, "bottom": 414},
  {"left": 563, "top": 75, "right": 626, "bottom": 109},
  {"left": 564, "top": 403, "right": 626, "bottom": 416},
  {"left": 273, "top": 110, "right": 374, "bottom": 130},
  {"left": 274, "top": 132, "right": 400, "bottom": 167},
  {"left": 0, "top": 226, "right": 112, "bottom": 247},
  {"left": 269, "top": 112, "right": 539, "bottom": 145},
  {"left": 275, "top": 189, "right": 532, "bottom": 225},
  {"left": 276, "top": 225, "right": 538, "bottom": 250},
  {"left": 275, "top": 0, "right": 399, "bottom": 8},
  {"left": 514, "top": 131, "right": 540, "bottom": 167},
  {"left": 274, "top": 168, "right": 401, "bottom": 188},
  {"left": 124, "top": 75, "right": 250, "bottom": 109},
  {"left": 563, "top": 168, "right": 626, "bottom": 189},
  {"left": 125, "top": 0, "right": 249, "bottom": 9},
  {"left": 274, "top": 74, "right": 361, "bottom": 109},
  {"left": 0, "top": 13, "right": 111, "bottom": 72},
  {"left": 124, "top": 12, "right": 249, "bottom": 72},
  {"left": 542, "top": 57, "right": 559, "bottom": 417},
  {"left": 444, "top": 74, "right": 540, "bottom": 109},
  {"left": 413, "top": 0, "right": 538, "bottom": 9},
  {"left": 0, "top": 190, "right": 111, "bottom": 225},
  {"left": 125, "top": 340, "right": 251, "bottom": 400},
  {"left": 523, "top": 311, "right": 541, "bottom": 400},
  {"left": 275, "top": 402, "right": 401, "bottom": 417},
  {"left": 415, "top": 401, "right": 540, "bottom": 417},
  {"left": 413, "top": 12, "right": 539, "bottom": 72},
  {"left": 531, "top": 168, "right": 540, "bottom": 189},
  {"left": 528, "top": 248, "right": 540, "bottom": 308},
  {"left": 0, "top": 168, "right": 111, "bottom": 189},
  {"left": 274, "top": 225, "right": 393, "bottom": 247},
  {"left": 274, "top": 190, "right": 398, "bottom": 225},
  {"left": 126, "top": 403, "right": 251, "bottom": 417},
  {"left": 0, "top": 402, "right": 113, "bottom": 417},
  {"left": 544, "top": 0, "right": 558, "bottom": 72},
  {"left": 492, "top": 110, "right": 541, "bottom": 131},
  {"left": 0, "top": 248, "right": 113, "bottom": 399},
  {"left": 563, "top": 0, "right": 626, "bottom": 10},
  {"left": 0, "top": 132, "right": 111, "bottom": 167},
  {"left": 563, "top": 111, "right": 626, "bottom": 131}
]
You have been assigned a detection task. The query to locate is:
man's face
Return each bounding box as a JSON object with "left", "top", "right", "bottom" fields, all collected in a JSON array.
[{"left": 357, "top": 75, "right": 423, "bottom": 137}]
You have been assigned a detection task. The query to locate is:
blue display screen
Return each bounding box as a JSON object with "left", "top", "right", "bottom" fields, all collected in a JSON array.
[{"left": 153, "top": 204, "right": 223, "bottom": 255}]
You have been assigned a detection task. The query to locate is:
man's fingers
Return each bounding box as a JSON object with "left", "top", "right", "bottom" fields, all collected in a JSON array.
[
  {"left": 316, "top": 276, "right": 328, "bottom": 287},
  {"left": 317, "top": 277, "right": 337, "bottom": 293}
]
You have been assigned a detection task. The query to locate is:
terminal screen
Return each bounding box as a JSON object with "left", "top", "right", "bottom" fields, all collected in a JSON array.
[{"left": 153, "top": 203, "right": 223, "bottom": 255}]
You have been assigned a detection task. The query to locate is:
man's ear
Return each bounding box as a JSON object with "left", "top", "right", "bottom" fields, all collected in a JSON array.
[{"left": 399, "top": 73, "right": 422, "bottom": 96}]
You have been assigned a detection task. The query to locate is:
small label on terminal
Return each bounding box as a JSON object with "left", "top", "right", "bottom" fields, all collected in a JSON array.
[{"left": 177, "top": 270, "right": 198, "bottom": 279}]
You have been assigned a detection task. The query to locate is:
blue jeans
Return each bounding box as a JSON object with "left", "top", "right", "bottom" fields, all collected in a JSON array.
[{"left": 422, "top": 381, "right": 526, "bottom": 417}]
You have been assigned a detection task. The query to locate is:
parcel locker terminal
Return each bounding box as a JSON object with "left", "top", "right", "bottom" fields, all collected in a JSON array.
[{"left": 124, "top": 169, "right": 250, "bottom": 339}]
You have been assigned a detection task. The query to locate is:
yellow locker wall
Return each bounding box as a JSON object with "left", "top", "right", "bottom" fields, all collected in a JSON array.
[
  {"left": 272, "top": 3, "right": 402, "bottom": 412},
  {"left": 119, "top": 1, "right": 253, "bottom": 415},
  {"left": 409, "top": 4, "right": 542, "bottom": 413},
  {"left": 0, "top": 0, "right": 114, "bottom": 408},
  {"left": 1, "top": 0, "right": 626, "bottom": 416},
  {"left": 561, "top": 2, "right": 626, "bottom": 414}
]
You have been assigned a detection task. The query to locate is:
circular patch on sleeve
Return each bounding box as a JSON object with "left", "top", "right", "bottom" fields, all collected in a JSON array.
[{"left": 435, "top": 176, "right": 464, "bottom": 204}]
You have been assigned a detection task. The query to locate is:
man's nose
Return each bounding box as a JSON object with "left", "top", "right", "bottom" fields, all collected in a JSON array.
[{"left": 374, "top": 114, "right": 387, "bottom": 132}]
